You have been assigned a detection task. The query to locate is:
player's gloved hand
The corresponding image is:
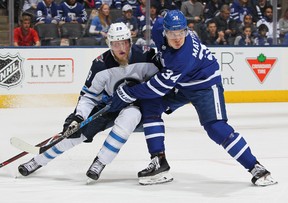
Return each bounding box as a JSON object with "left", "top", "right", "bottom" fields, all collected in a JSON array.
[
  {"left": 62, "top": 113, "right": 84, "bottom": 138},
  {"left": 109, "top": 84, "right": 136, "bottom": 112}
]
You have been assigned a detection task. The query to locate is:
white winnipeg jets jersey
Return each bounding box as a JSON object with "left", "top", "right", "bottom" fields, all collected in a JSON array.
[{"left": 75, "top": 45, "right": 161, "bottom": 119}]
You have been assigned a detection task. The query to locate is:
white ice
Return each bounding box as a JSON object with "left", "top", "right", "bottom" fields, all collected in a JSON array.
[{"left": 1, "top": 102, "right": 288, "bottom": 203}]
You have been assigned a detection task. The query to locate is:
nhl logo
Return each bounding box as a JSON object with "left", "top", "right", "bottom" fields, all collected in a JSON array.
[{"left": 0, "top": 53, "right": 24, "bottom": 89}]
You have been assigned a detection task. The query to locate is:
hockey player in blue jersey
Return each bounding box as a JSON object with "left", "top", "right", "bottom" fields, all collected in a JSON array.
[
  {"left": 109, "top": 10, "right": 277, "bottom": 186},
  {"left": 17, "top": 22, "right": 162, "bottom": 182}
]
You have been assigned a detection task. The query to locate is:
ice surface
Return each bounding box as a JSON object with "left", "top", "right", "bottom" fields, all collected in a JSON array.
[{"left": 1, "top": 103, "right": 287, "bottom": 203}]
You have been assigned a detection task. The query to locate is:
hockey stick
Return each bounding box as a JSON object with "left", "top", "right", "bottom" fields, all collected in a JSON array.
[
  {"left": 0, "top": 135, "right": 59, "bottom": 168},
  {"left": 10, "top": 104, "right": 111, "bottom": 155}
]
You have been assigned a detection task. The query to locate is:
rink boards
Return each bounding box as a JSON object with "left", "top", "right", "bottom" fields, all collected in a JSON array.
[{"left": 0, "top": 46, "right": 287, "bottom": 108}]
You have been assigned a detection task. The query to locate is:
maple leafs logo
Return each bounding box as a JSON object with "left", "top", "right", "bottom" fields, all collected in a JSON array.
[{"left": 257, "top": 53, "right": 266, "bottom": 63}]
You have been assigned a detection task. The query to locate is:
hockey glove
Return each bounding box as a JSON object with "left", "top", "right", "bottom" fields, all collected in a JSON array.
[
  {"left": 62, "top": 113, "right": 84, "bottom": 138},
  {"left": 109, "top": 85, "right": 136, "bottom": 112}
]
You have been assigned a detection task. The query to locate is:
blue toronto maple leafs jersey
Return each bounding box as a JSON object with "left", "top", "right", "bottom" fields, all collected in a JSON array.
[
  {"left": 59, "top": 2, "right": 87, "bottom": 23},
  {"left": 36, "top": 1, "right": 60, "bottom": 23},
  {"left": 127, "top": 17, "right": 222, "bottom": 99}
]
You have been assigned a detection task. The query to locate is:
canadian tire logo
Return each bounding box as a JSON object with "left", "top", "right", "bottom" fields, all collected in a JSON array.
[
  {"left": 0, "top": 53, "right": 24, "bottom": 89},
  {"left": 246, "top": 53, "right": 277, "bottom": 83}
]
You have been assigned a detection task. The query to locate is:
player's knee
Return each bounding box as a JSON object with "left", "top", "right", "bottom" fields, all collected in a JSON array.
[
  {"left": 203, "top": 120, "right": 234, "bottom": 145},
  {"left": 114, "top": 106, "right": 141, "bottom": 137}
]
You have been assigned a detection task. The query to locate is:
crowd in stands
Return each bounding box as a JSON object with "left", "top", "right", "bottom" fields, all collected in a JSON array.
[{"left": 1, "top": 0, "right": 287, "bottom": 46}]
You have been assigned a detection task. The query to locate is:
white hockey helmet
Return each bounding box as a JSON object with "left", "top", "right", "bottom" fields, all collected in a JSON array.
[{"left": 106, "top": 22, "right": 132, "bottom": 48}]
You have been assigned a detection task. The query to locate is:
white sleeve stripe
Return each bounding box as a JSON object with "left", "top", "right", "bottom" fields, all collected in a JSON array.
[
  {"left": 145, "top": 133, "right": 165, "bottom": 140},
  {"left": 178, "top": 70, "right": 221, "bottom": 86},
  {"left": 212, "top": 84, "right": 223, "bottom": 119},
  {"left": 154, "top": 74, "right": 174, "bottom": 89},
  {"left": 147, "top": 81, "right": 166, "bottom": 96},
  {"left": 143, "top": 122, "right": 164, "bottom": 128}
]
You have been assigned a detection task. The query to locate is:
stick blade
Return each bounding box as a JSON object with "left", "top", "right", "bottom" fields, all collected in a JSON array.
[{"left": 10, "top": 137, "right": 39, "bottom": 155}]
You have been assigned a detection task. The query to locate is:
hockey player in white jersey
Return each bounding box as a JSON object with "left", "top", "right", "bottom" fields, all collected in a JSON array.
[{"left": 17, "top": 22, "right": 163, "bottom": 182}]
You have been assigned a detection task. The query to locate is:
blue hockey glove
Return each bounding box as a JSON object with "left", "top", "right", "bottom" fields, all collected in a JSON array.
[
  {"left": 109, "top": 85, "right": 136, "bottom": 112},
  {"left": 62, "top": 113, "right": 84, "bottom": 138}
]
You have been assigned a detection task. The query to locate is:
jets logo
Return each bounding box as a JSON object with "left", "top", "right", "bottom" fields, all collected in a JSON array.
[
  {"left": 0, "top": 53, "right": 24, "bottom": 89},
  {"left": 96, "top": 54, "right": 104, "bottom": 62},
  {"left": 114, "top": 78, "right": 140, "bottom": 91}
]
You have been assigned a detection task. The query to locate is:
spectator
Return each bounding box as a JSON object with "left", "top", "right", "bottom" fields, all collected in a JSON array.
[
  {"left": 94, "top": 0, "right": 121, "bottom": 10},
  {"left": 279, "top": 8, "right": 288, "bottom": 39},
  {"left": 256, "top": 5, "right": 280, "bottom": 40},
  {"left": 230, "top": 0, "right": 255, "bottom": 25},
  {"left": 138, "top": 4, "right": 159, "bottom": 31},
  {"left": 234, "top": 25, "right": 253, "bottom": 45},
  {"left": 0, "top": 0, "right": 7, "bottom": 9},
  {"left": 22, "top": 0, "right": 42, "bottom": 15},
  {"left": 238, "top": 14, "right": 258, "bottom": 37},
  {"left": 181, "top": 0, "right": 204, "bottom": 35},
  {"left": 254, "top": 23, "right": 272, "bottom": 45},
  {"left": 59, "top": 0, "right": 88, "bottom": 24},
  {"left": 213, "top": 4, "right": 238, "bottom": 44},
  {"left": 14, "top": 15, "right": 41, "bottom": 46},
  {"left": 124, "top": 0, "right": 139, "bottom": 12},
  {"left": 181, "top": 0, "right": 204, "bottom": 23},
  {"left": 203, "top": 0, "right": 225, "bottom": 23},
  {"left": 89, "top": 3, "right": 111, "bottom": 45},
  {"left": 251, "top": 0, "right": 271, "bottom": 22},
  {"left": 134, "top": 0, "right": 146, "bottom": 20},
  {"left": 152, "top": 0, "right": 177, "bottom": 15},
  {"left": 115, "top": 4, "right": 138, "bottom": 38},
  {"left": 135, "top": 25, "right": 155, "bottom": 46},
  {"left": 187, "top": 20, "right": 199, "bottom": 38},
  {"left": 200, "top": 20, "right": 227, "bottom": 45},
  {"left": 83, "top": 0, "right": 95, "bottom": 8},
  {"left": 36, "top": 0, "right": 60, "bottom": 25},
  {"left": 173, "top": 0, "right": 183, "bottom": 9}
]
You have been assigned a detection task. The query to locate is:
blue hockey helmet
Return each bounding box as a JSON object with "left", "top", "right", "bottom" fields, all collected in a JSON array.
[{"left": 163, "top": 10, "right": 187, "bottom": 31}]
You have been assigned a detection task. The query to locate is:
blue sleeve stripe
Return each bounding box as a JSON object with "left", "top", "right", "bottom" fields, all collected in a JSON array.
[
  {"left": 82, "top": 86, "right": 100, "bottom": 97},
  {"left": 104, "top": 141, "right": 120, "bottom": 153},
  {"left": 109, "top": 131, "right": 127, "bottom": 144},
  {"left": 43, "top": 151, "right": 55, "bottom": 159},
  {"left": 51, "top": 146, "right": 64, "bottom": 155}
]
